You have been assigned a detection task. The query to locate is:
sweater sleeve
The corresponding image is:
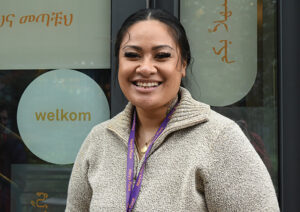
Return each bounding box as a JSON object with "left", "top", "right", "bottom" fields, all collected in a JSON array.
[
  {"left": 65, "top": 128, "right": 96, "bottom": 212},
  {"left": 204, "top": 122, "right": 280, "bottom": 212}
]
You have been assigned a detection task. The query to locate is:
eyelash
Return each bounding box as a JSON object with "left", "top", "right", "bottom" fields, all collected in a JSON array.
[
  {"left": 124, "top": 52, "right": 171, "bottom": 59},
  {"left": 155, "top": 52, "right": 171, "bottom": 59},
  {"left": 124, "top": 52, "right": 140, "bottom": 58}
]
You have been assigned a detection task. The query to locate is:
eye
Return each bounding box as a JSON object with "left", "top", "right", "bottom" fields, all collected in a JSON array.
[
  {"left": 124, "top": 52, "right": 140, "bottom": 58},
  {"left": 155, "top": 52, "right": 171, "bottom": 59}
]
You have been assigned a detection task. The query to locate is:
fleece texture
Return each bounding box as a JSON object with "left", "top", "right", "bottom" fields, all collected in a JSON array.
[{"left": 66, "top": 87, "right": 279, "bottom": 212}]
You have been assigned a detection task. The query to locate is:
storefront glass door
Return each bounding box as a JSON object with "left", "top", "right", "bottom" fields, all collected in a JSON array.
[
  {"left": 0, "top": 0, "right": 280, "bottom": 210},
  {"left": 0, "top": 0, "right": 111, "bottom": 211},
  {"left": 180, "top": 0, "right": 279, "bottom": 192}
]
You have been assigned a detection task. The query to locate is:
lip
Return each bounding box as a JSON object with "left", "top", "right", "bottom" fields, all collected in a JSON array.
[
  {"left": 131, "top": 79, "right": 162, "bottom": 83},
  {"left": 131, "top": 80, "right": 162, "bottom": 93}
]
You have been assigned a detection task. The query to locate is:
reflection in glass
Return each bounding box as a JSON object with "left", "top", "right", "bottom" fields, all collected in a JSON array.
[
  {"left": 0, "top": 69, "right": 110, "bottom": 211},
  {"left": 181, "top": 0, "right": 278, "bottom": 192}
]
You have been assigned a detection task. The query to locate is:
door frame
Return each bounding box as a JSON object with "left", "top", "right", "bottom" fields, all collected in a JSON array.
[{"left": 278, "top": 0, "right": 300, "bottom": 211}]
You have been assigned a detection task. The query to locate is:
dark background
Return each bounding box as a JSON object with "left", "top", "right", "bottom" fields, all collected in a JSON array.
[{"left": 279, "top": 0, "right": 300, "bottom": 211}]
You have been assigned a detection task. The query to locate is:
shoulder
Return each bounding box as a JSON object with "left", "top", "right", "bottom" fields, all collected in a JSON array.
[
  {"left": 81, "top": 103, "right": 133, "bottom": 148},
  {"left": 76, "top": 119, "right": 113, "bottom": 154},
  {"left": 207, "top": 109, "right": 236, "bottom": 130},
  {"left": 80, "top": 118, "right": 119, "bottom": 156},
  {"left": 87, "top": 102, "right": 132, "bottom": 138},
  {"left": 200, "top": 109, "right": 253, "bottom": 154},
  {"left": 203, "top": 111, "right": 279, "bottom": 211},
  {"left": 89, "top": 119, "right": 112, "bottom": 136},
  {"left": 182, "top": 104, "right": 238, "bottom": 140},
  {"left": 177, "top": 87, "right": 240, "bottom": 139}
]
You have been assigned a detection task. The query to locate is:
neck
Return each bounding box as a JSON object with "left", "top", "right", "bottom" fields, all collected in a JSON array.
[
  {"left": 136, "top": 106, "right": 167, "bottom": 132},
  {"left": 135, "top": 94, "right": 178, "bottom": 131},
  {"left": 134, "top": 95, "right": 178, "bottom": 159}
]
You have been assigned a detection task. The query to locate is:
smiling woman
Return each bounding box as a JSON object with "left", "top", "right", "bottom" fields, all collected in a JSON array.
[
  {"left": 66, "top": 8, "right": 279, "bottom": 212},
  {"left": 118, "top": 19, "right": 186, "bottom": 113}
]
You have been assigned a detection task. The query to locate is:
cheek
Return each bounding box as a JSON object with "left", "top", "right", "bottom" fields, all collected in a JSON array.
[
  {"left": 118, "top": 61, "right": 129, "bottom": 81},
  {"left": 118, "top": 59, "right": 135, "bottom": 75},
  {"left": 118, "top": 63, "right": 135, "bottom": 93},
  {"left": 117, "top": 67, "right": 126, "bottom": 88},
  {"left": 118, "top": 69, "right": 129, "bottom": 98},
  {"left": 118, "top": 70, "right": 128, "bottom": 90},
  {"left": 163, "top": 67, "right": 184, "bottom": 84}
]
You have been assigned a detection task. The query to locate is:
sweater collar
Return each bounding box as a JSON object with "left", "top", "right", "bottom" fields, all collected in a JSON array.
[{"left": 107, "top": 87, "right": 210, "bottom": 145}]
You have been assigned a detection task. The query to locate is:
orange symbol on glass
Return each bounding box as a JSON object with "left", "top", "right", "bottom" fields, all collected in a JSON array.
[
  {"left": 212, "top": 40, "right": 235, "bottom": 64},
  {"left": 30, "top": 192, "right": 48, "bottom": 212},
  {"left": 209, "top": 0, "right": 232, "bottom": 32}
]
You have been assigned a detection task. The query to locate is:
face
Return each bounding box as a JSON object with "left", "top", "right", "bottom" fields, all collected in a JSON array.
[{"left": 118, "top": 20, "right": 186, "bottom": 112}]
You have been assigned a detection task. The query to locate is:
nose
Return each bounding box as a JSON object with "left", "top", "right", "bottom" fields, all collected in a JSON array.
[{"left": 136, "top": 57, "right": 157, "bottom": 76}]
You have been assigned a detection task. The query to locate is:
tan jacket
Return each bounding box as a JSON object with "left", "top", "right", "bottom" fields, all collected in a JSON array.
[{"left": 66, "top": 87, "right": 279, "bottom": 212}]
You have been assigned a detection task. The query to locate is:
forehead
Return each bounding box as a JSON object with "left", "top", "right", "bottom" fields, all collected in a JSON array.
[{"left": 121, "top": 20, "right": 177, "bottom": 47}]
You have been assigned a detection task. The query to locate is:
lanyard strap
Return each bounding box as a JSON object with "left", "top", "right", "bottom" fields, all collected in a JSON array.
[{"left": 126, "top": 102, "right": 179, "bottom": 211}]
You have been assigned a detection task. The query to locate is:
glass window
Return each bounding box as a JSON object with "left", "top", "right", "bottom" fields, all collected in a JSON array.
[
  {"left": 0, "top": 0, "right": 110, "bottom": 69},
  {"left": 0, "top": 0, "right": 111, "bottom": 211},
  {"left": 181, "top": 0, "right": 278, "bottom": 192}
]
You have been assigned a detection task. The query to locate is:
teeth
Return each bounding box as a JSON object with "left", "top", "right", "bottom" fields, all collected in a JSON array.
[{"left": 136, "top": 82, "right": 159, "bottom": 87}]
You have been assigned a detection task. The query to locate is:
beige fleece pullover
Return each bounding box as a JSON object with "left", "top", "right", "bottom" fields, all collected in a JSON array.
[{"left": 66, "top": 87, "right": 279, "bottom": 212}]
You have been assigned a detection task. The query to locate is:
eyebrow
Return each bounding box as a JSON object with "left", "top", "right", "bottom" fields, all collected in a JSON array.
[
  {"left": 122, "top": 45, "right": 174, "bottom": 51},
  {"left": 152, "top": 45, "right": 174, "bottom": 51}
]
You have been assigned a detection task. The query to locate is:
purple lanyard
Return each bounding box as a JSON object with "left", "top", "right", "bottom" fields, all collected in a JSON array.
[{"left": 126, "top": 102, "right": 179, "bottom": 212}]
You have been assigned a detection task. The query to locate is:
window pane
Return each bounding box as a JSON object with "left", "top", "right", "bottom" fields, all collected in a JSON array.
[
  {"left": 0, "top": 1, "right": 111, "bottom": 211},
  {"left": 181, "top": 0, "right": 278, "bottom": 191},
  {"left": 1, "top": 69, "right": 110, "bottom": 211},
  {"left": 0, "top": 0, "right": 110, "bottom": 69}
]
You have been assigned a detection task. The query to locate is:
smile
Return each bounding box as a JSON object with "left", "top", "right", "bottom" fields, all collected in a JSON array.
[{"left": 133, "top": 81, "right": 161, "bottom": 88}]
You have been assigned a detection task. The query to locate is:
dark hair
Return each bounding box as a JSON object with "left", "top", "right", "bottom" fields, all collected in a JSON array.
[{"left": 114, "top": 8, "right": 191, "bottom": 69}]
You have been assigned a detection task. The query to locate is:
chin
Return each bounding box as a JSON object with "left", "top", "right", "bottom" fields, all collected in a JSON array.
[{"left": 130, "top": 99, "right": 159, "bottom": 110}]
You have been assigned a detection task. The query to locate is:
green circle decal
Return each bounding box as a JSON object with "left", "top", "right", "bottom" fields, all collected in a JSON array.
[{"left": 17, "top": 69, "right": 109, "bottom": 164}]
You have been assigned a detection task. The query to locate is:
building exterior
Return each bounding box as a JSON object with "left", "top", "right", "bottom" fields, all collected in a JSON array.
[{"left": 0, "top": 0, "right": 299, "bottom": 211}]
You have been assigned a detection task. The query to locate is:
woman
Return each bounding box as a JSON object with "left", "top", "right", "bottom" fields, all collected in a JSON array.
[{"left": 66, "top": 9, "right": 279, "bottom": 211}]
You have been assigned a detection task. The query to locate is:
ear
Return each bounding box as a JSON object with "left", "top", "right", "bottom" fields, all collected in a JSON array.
[{"left": 181, "top": 60, "right": 187, "bottom": 77}]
